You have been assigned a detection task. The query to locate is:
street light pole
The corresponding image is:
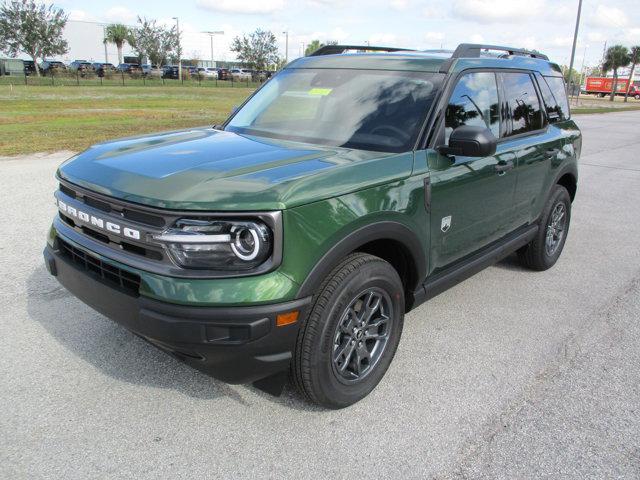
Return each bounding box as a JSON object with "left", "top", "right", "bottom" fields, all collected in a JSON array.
[
  {"left": 282, "top": 31, "right": 288, "bottom": 64},
  {"left": 173, "top": 17, "right": 181, "bottom": 81},
  {"left": 203, "top": 31, "right": 224, "bottom": 67},
  {"left": 567, "top": 0, "right": 582, "bottom": 98}
]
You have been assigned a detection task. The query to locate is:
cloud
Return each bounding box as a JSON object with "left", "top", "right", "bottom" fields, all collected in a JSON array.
[
  {"left": 451, "top": 0, "right": 544, "bottom": 24},
  {"left": 390, "top": 0, "right": 409, "bottom": 10},
  {"left": 105, "top": 6, "right": 136, "bottom": 24},
  {"left": 552, "top": 37, "right": 573, "bottom": 47},
  {"left": 369, "top": 33, "right": 398, "bottom": 45},
  {"left": 196, "top": 0, "right": 285, "bottom": 14},
  {"left": 68, "top": 10, "right": 96, "bottom": 22},
  {"left": 589, "top": 5, "right": 629, "bottom": 29}
]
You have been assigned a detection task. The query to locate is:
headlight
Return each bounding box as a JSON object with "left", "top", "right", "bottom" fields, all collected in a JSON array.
[{"left": 153, "top": 219, "right": 272, "bottom": 270}]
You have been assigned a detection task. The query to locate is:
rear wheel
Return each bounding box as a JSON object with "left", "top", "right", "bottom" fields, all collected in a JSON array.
[
  {"left": 518, "top": 185, "right": 571, "bottom": 271},
  {"left": 291, "top": 253, "right": 404, "bottom": 409}
]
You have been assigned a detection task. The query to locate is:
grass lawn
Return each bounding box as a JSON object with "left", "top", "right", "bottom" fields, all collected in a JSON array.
[
  {"left": 3, "top": 84, "right": 640, "bottom": 157},
  {"left": 0, "top": 85, "right": 254, "bottom": 156}
]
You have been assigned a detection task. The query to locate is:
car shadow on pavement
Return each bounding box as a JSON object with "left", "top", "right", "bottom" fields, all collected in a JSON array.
[
  {"left": 493, "top": 253, "right": 529, "bottom": 272},
  {"left": 26, "top": 265, "right": 320, "bottom": 411}
]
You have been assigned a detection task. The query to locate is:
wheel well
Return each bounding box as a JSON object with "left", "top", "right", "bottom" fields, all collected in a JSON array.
[
  {"left": 557, "top": 173, "right": 577, "bottom": 202},
  {"left": 355, "top": 239, "right": 419, "bottom": 309}
]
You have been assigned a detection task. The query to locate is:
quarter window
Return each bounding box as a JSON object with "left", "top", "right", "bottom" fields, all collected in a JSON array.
[
  {"left": 501, "top": 72, "right": 544, "bottom": 136},
  {"left": 445, "top": 72, "right": 500, "bottom": 143},
  {"left": 538, "top": 75, "right": 570, "bottom": 122}
]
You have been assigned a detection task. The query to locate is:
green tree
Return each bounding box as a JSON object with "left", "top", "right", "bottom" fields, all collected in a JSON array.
[
  {"left": 562, "top": 66, "right": 581, "bottom": 88},
  {"left": 0, "top": 0, "right": 68, "bottom": 76},
  {"left": 603, "top": 45, "right": 631, "bottom": 102},
  {"left": 230, "top": 29, "right": 279, "bottom": 71},
  {"left": 623, "top": 46, "right": 639, "bottom": 103},
  {"left": 304, "top": 39, "right": 338, "bottom": 56},
  {"left": 130, "top": 17, "right": 179, "bottom": 67},
  {"left": 104, "top": 23, "right": 131, "bottom": 65}
]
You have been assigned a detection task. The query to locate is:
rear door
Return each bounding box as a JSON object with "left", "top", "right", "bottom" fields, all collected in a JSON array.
[{"left": 498, "top": 71, "right": 561, "bottom": 226}]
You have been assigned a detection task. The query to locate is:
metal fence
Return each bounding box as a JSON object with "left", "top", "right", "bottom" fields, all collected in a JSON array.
[{"left": 0, "top": 70, "right": 264, "bottom": 89}]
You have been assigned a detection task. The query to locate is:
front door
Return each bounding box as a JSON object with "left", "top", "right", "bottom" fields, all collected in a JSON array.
[{"left": 426, "top": 71, "right": 518, "bottom": 272}]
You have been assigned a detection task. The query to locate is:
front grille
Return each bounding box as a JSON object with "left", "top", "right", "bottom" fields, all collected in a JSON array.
[
  {"left": 58, "top": 238, "right": 141, "bottom": 296},
  {"left": 59, "top": 183, "right": 166, "bottom": 227}
]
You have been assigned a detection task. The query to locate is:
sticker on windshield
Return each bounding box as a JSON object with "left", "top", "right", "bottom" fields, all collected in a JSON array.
[{"left": 308, "top": 88, "right": 332, "bottom": 96}]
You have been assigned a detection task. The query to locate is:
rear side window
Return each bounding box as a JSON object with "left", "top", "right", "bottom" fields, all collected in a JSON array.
[
  {"left": 501, "top": 72, "right": 544, "bottom": 136},
  {"left": 538, "top": 75, "right": 570, "bottom": 122},
  {"left": 445, "top": 72, "right": 500, "bottom": 143}
]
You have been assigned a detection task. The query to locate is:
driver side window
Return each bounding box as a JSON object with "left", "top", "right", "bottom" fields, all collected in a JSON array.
[{"left": 445, "top": 72, "right": 500, "bottom": 143}]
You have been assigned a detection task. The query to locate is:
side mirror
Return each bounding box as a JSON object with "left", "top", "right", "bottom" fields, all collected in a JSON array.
[{"left": 438, "top": 125, "right": 497, "bottom": 158}]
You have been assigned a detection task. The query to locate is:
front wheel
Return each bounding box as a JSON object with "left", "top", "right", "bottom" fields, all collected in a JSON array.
[
  {"left": 518, "top": 185, "right": 571, "bottom": 271},
  {"left": 291, "top": 253, "right": 404, "bottom": 408}
]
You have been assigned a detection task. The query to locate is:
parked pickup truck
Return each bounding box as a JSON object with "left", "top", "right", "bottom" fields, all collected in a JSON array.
[{"left": 44, "top": 43, "right": 580, "bottom": 408}]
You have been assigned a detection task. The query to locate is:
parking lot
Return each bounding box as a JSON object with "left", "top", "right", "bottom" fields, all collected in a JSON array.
[{"left": 1, "top": 110, "right": 639, "bottom": 478}]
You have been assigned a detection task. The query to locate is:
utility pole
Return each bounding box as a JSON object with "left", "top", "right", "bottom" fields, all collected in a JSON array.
[
  {"left": 173, "top": 17, "right": 181, "bottom": 80},
  {"left": 575, "top": 44, "right": 588, "bottom": 103},
  {"left": 282, "top": 31, "right": 289, "bottom": 64},
  {"left": 203, "top": 31, "right": 224, "bottom": 67},
  {"left": 601, "top": 41, "right": 607, "bottom": 75},
  {"left": 567, "top": 0, "right": 582, "bottom": 99}
]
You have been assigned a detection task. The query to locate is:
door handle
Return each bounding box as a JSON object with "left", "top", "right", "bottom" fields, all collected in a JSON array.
[
  {"left": 495, "top": 160, "right": 514, "bottom": 175},
  {"left": 544, "top": 148, "right": 560, "bottom": 159}
]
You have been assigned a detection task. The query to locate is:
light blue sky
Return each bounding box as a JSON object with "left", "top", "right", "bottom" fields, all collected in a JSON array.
[{"left": 56, "top": 0, "right": 639, "bottom": 69}]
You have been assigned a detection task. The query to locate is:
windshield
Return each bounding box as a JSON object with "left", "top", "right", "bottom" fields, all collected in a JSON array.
[{"left": 226, "top": 68, "right": 443, "bottom": 152}]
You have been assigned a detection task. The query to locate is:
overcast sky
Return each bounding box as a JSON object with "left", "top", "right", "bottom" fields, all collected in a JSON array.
[{"left": 57, "top": 0, "right": 639, "bottom": 67}]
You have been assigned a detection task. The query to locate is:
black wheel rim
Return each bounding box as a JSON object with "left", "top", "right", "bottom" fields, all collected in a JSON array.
[
  {"left": 545, "top": 202, "right": 567, "bottom": 256},
  {"left": 331, "top": 288, "right": 393, "bottom": 383}
]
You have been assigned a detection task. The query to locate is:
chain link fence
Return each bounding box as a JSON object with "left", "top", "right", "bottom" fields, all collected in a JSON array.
[{"left": 0, "top": 70, "right": 264, "bottom": 89}]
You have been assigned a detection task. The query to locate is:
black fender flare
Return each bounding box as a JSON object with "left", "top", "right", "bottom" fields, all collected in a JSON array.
[
  {"left": 551, "top": 162, "right": 578, "bottom": 200},
  {"left": 295, "top": 221, "right": 426, "bottom": 299}
]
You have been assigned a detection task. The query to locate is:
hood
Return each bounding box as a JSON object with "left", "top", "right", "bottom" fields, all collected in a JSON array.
[{"left": 57, "top": 128, "right": 413, "bottom": 211}]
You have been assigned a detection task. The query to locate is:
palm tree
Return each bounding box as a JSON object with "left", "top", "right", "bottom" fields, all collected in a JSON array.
[
  {"left": 104, "top": 23, "right": 130, "bottom": 65},
  {"left": 603, "top": 45, "right": 631, "bottom": 102},
  {"left": 623, "top": 46, "right": 639, "bottom": 103}
]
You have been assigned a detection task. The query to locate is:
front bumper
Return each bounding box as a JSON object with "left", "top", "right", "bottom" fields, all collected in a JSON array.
[{"left": 43, "top": 240, "right": 311, "bottom": 384}]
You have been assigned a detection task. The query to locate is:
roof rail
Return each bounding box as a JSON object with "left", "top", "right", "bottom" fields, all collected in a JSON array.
[
  {"left": 308, "top": 45, "right": 415, "bottom": 56},
  {"left": 439, "top": 43, "right": 549, "bottom": 73}
]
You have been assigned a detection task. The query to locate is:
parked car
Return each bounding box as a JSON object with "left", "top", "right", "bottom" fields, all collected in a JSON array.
[
  {"left": 91, "top": 62, "right": 116, "bottom": 77},
  {"left": 194, "top": 67, "right": 218, "bottom": 79},
  {"left": 40, "top": 60, "right": 66, "bottom": 75},
  {"left": 230, "top": 68, "right": 252, "bottom": 81},
  {"left": 141, "top": 64, "right": 162, "bottom": 78},
  {"left": 23, "top": 60, "right": 36, "bottom": 76},
  {"left": 216, "top": 68, "right": 230, "bottom": 80},
  {"left": 44, "top": 42, "right": 580, "bottom": 409},
  {"left": 117, "top": 63, "right": 142, "bottom": 75},
  {"left": 161, "top": 65, "right": 180, "bottom": 79},
  {"left": 68, "top": 60, "right": 94, "bottom": 77}
]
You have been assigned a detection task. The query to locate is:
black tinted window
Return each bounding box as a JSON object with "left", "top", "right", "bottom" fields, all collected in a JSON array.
[
  {"left": 445, "top": 72, "right": 499, "bottom": 142},
  {"left": 502, "top": 73, "right": 544, "bottom": 136},
  {"left": 539, "top": 76, "right": 570, "bottom": 122}
]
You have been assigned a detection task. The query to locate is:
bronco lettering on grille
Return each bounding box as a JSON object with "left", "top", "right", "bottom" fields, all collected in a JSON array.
[{"left": 56, "top": 198, "right": 141, "bottom": 240}]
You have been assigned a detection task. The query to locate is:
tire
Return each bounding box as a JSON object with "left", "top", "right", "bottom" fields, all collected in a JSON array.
[
  {"left": 518, "top": 185, "right": 571, "bottom": 271},
  {"left": 291, "top": 253, "right": 405, "bottom": 409},
  {"left": 635, "top": 94, "right": 640, "bottom": 100}
]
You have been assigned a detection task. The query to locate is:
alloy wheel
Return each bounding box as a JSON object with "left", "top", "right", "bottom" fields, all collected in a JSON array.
[{"left": 331, "top": 288, "right": 393, "bottom": 383}]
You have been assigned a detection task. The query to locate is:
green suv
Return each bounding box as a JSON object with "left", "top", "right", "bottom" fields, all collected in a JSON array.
[{"left": 44, "top": 44, "right": 580, "bottom": 408}]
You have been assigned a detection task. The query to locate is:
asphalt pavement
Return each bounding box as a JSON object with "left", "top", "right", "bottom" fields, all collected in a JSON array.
[{"left": 1, "top": 111, "right": 639, "bottom": 479}]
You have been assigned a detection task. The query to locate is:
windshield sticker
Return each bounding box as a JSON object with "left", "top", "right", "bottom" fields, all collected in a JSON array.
[{"left": 308, "top": 88, "right": 333, "bottom": 96}]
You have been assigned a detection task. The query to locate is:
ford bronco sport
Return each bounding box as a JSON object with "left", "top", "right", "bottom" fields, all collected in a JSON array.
[{"left": 44, "top": 44, "right": 580, "bottom": 408}]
